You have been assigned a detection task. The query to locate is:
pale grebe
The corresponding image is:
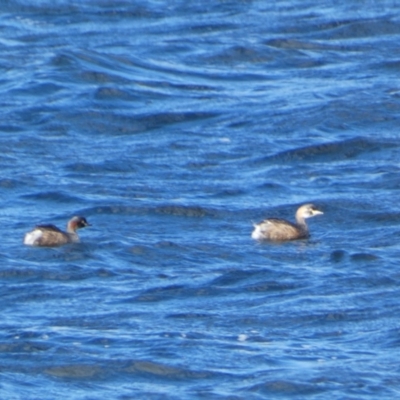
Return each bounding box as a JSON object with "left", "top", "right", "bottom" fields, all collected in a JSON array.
[
  {"left": 24, "top": 216, "right": 90, "bottom": 247},
  {"left": 251, "top": 204, "right": 323, "bottom": 241}
]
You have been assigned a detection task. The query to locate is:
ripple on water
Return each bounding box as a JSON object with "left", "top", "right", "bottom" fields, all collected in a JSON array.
[
  {"left": 257, "top": 137, "right": 397, "bottom": 165},
  {"left": 21, "top": 191, "right": 82, "bottom": 203}
]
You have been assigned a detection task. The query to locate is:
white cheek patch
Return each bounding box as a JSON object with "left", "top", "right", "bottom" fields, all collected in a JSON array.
[{"left": 23, "top": 229, "right": 43, "bottom": 246}]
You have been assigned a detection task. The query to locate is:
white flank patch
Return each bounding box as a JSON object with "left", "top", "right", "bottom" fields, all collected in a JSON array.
[
  {"left": 23, "top": 229, "right": 43, "bottom": 246},
  {"left": 251, "top": 224, "right": 264, "bottom": 240}
]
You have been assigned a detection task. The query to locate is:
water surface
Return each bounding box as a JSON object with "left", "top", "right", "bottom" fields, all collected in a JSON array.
[{"left": 1, "top": 1, "right": 400, "bottom": 399}]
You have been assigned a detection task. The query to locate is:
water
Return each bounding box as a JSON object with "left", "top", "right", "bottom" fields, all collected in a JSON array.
[{"left": 1, "top": 1, "right": 400, "bottom": 398}]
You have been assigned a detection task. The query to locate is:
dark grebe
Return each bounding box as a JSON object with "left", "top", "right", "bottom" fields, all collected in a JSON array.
[
  {"left": 24, "top": 216, "right": 90, "bottom": 247},
  {"left": 251, "top": 204, "right": 323, "bottom": 241}
]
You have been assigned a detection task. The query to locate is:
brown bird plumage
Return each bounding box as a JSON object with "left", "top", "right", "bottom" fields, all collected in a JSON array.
[
  {"left": 251, "top": 204, "right": 323, "bottom": 241},
  {"left": 24, "top": 216, "right": 90, "bottom": 247}
]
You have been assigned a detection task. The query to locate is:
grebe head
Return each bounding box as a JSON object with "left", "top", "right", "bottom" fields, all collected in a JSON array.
[
  {"left": 68, "top": 216, "right": 91, "bottom": 232},
  {"left": 297, "top": 204, "right": 323, "bottom": 219}
]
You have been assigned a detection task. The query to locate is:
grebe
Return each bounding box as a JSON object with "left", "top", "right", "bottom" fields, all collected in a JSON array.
[
  {"left": 251, "top": 204, "right": 323, "bottom": 241},
  {"left": 24, "top": 216, "right": 90, "bottom": 247}
]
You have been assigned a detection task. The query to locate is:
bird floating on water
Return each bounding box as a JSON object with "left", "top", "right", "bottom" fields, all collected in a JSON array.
[
  {"left": 24, "top": 216, "right": 91, "bottom": 247},
  {"left": 251, "top": 204, "right": 323, "bottom": 241}
]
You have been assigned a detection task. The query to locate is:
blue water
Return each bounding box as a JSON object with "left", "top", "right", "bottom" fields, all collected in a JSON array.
[{"left": 1, "top": 1, "right": 400, "bottom": 398}]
